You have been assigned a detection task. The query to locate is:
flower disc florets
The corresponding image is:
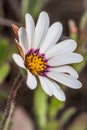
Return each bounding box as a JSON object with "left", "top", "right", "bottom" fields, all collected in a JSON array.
[{"left": 25, "top": 49, "right": 48, "bottom": 75}]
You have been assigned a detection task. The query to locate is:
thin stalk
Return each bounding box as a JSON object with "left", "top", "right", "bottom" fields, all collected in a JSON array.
[{"left": 0, "top": 73, "right": 23, "bottom": 130}]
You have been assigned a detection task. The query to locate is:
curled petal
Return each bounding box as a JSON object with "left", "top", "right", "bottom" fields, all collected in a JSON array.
[
  {"left": 47, "top": 71, "right": 82, "bottom": 89},
  {"left": 12, "top": 24, "right": 19, "bottom": 38},
  {"left": 50, "top": 65, "right": 79, "bottom": 79},
  {"left": 15, "top": 39, "right": 25, "bottom": 60}
]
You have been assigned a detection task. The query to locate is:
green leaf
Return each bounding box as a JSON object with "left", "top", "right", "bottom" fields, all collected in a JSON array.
[
  {"left": 60, "top": 107, "right": 76, "bottom": 123},
  {"left": 34, "top": 84, "right": 48, "bottom": 128},
  {"left": 22, "top": 0, "right": 30, "bottom": 20},
  {"left": 0, "top": 39, "right": 9, "bottom": 63},
  {"left": 0, "top": 114, "right": 3, "bottom": 124},
  {"left": 43, "top": 120, "right": 58, "bottom": 130},
  {"left": 30, "top": 0, "right": 47, "bottom": 18},
  {"left": 70, "top": 34, "right": 78, "bottom": 41},
  {"left": 21, "top": 0, "right": 48, "bottom": 20},
  {"left": 80, "top": 11, "right": 87, "bottom": 31},
  {"left": 0, "top": 63, "right": 10, "bottom": 84},
  {"left": 48, "top": 97, "right": 64, "bottom": 119}
]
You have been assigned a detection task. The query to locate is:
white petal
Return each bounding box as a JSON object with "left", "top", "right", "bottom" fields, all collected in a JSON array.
[
  {"left": 12, "top": 53, "right": 25, "bottom": 69},
  {"left": 48, "top": 53, "right": 83, "bottom": 66},
  {"left": 33, "top": 11, "right": 49, "bottom": 49},
  {"left": 39, "top": 76, "right": 65, "bottom": 101},
  {"left": 52, "top": 81, "right": 66, "bottom": 101},
  {"left": 39, "top": 76, "right": 53, "bottom": 96},
  {"left": 50, "top": 65, "right": 78, "bottom": 79},
  {"left": 25, "top": 14, "right": 35, "bottom": 49},
  {"left": 46, "top": 39, "right": 77, "bottom": 59},
  {"left": 47, "top": 71, "right": 82, "bottom": 89},
  {"left": 26, "top": 71, "right": 37, "bottom": 90},
  {"left": 40, "top": 22, "right": 63, "bottom": 53},
  {"left": 18, "top": 27, "right": 29, "bottom": 53}
]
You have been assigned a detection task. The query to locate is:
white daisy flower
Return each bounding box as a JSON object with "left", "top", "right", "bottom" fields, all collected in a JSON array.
[{"left": 12, "top": 11, "right": 83, "bottom": 101}]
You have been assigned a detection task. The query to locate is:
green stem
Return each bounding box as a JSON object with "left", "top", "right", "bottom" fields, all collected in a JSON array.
[{"left": 0, "top": 73, "right": 23, "bottom": 130}]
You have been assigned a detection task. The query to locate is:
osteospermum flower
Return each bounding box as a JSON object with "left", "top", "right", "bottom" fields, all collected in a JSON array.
[{"left": 12, "top": 11, "right": 83, "bottom": 101}]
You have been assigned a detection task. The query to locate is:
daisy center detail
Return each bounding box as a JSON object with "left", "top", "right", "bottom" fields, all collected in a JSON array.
[{"left": 24, "top": 49, "right": 48, "bottom": 75}]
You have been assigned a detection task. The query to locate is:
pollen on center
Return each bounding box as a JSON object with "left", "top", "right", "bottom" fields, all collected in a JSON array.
[{"left": 24, "top": 50, "right": 47, "bottom": 75}]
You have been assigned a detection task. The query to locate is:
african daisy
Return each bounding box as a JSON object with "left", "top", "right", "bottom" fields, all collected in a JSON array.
[{"left": 12, "top": 11, "right": 83, "bottom": 101}]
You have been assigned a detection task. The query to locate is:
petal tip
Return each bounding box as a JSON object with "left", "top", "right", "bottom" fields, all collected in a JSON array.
[
  {"left": 40, "top": 11, "right": 48, "bottom": 16},
  {"left": 12, "top": 53, "right": 17, "bottom": 59},
  {"left": 55, "top": 94, "right": 66, "bottom": 102},
  {"left": 69, "top": 39, "right": 77, "bottom": 49},
  {"left": 77, "top": 54, "right": 84, "bottom": 62},
  {"left": 77, "top": 81, "right": 82, "bottom": 89},
  {"left": 80, "top": 55, "right": 84, "bottom": 62},
  {"left": 56, "top": 22, "right": 63, "bottom": 31},
  {"left": 26, "top": 71, "right": 37, "bottom": 90},
  {"left": 25, "top": 13, "right": 32, "bottom": 20},
  {"left": 58, "top": 95, "right": 66, "bottom": 102},
  {"left": 25, "top": 13, "right": 30, "bottom": 17}
]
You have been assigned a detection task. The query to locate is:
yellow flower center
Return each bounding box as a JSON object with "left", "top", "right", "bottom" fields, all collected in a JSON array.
[{"left": 25, "top": 52, "right": 47, "bottom": 75}]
